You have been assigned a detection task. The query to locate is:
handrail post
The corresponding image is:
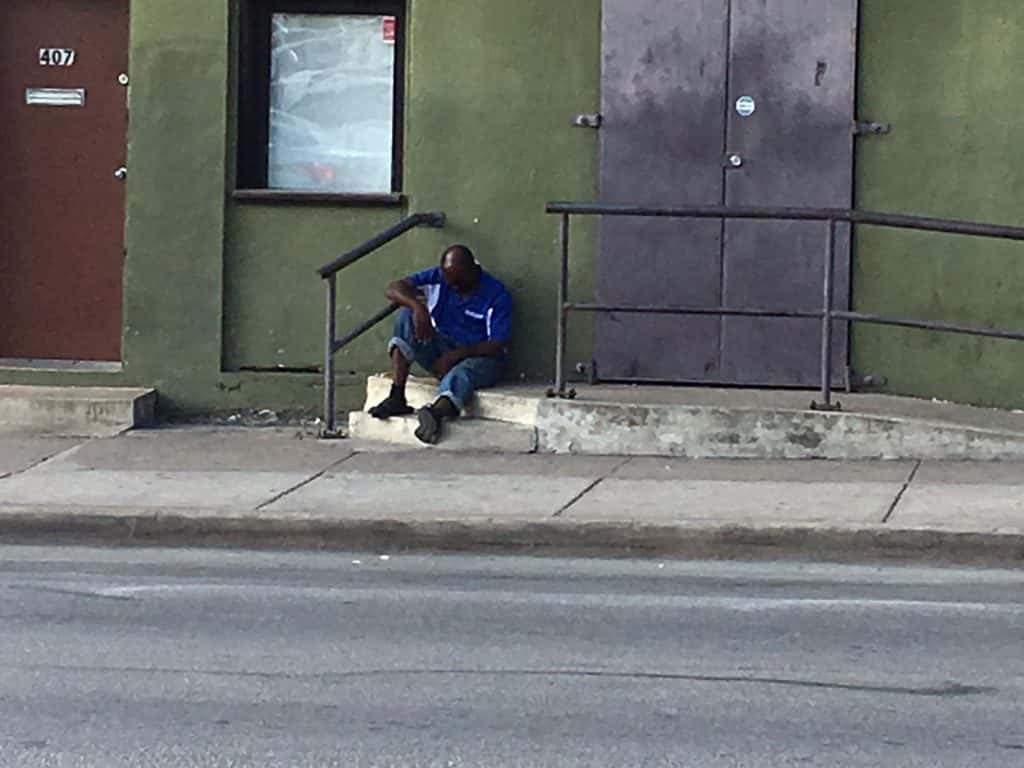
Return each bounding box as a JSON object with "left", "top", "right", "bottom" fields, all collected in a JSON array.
[
  {"left": 322, "top": 274, "right": 339, "bottom": 437},
  {"left": 553, "top": 213, "right": 570, "bottom": 397},
  {"left": 813, "top": 218, "right": 839, "bottom": 411}
]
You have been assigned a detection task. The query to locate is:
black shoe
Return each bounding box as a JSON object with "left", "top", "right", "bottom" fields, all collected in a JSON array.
[
  {"left": 414, "top": 405, "right": 442, "bottom": 445},
  {"left": 369, "top": 394, "right": 413, "bottom": 420}
]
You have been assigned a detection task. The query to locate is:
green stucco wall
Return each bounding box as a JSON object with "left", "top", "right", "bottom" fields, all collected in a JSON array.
[
  {"left": 6, "top": 1, "right": 1024, "bottom": 416},
  {"left": 3, "top": 0, "right": 599, "bottom": 417},
  {"left": 223, "top": 0, "right": 600, "bottom": 415},
  {"left": 854, "top": 1, "right": 1024, "bottom": 408},
  {"left": 121, "top": 0, "right": 230, "bottom": 414}
]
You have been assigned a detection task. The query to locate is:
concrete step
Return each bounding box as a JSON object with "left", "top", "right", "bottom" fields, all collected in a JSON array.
[
  {"left": 362, "top": 374, "right": 538, "bottom": 426},
  {"left": 348, "top": 411, "right": 538, "bottom": 453},
  {"left": 0, "top": 385, "right": 156, "bottom": 437}
]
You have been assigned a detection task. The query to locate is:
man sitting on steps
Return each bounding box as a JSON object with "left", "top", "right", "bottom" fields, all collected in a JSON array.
[{"left": 369, "top": 244, "right": 512, "bottom": 445}]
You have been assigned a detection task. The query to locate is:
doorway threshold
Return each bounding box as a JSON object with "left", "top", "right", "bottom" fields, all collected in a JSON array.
[{"left": 0, "top": 358, "right": 123, "bottom": 374}]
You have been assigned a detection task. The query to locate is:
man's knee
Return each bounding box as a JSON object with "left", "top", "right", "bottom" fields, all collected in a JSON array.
[
  {"left": 460, "top": 357, "right": 502, "bottom": 389},
  {"left": 438, "top": 358, "right": 501, "bottom": 406}
]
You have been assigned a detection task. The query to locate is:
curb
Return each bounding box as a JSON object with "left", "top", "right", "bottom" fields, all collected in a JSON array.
[{"left": 1, "top": 510, "right": 1023, "bottom": 566}]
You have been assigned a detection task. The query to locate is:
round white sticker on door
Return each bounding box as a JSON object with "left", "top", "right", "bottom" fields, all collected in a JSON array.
[{"left": 736, "top": 96, "right": 756, "bottom": 117}]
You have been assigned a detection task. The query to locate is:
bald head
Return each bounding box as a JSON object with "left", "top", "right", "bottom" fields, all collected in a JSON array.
[
  {"left": 441, "top": 245, "right": 476, "bottom": 269},
  {"left": 440, "top": 244, "right": 480, "bottom": 295}
]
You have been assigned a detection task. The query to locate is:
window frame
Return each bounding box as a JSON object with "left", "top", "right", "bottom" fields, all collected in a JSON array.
[{"left": 236, "top": 0, "right": 407, "bottom": 204}]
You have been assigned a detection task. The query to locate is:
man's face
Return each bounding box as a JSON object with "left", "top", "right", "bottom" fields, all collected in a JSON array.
[{"left": 441, "top": 254, "right": 478, "bottom": 294}]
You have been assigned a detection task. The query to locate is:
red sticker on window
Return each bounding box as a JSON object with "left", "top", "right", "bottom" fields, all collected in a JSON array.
[{"left": 382, "top": 17, "right": 396, "bottom": 43}]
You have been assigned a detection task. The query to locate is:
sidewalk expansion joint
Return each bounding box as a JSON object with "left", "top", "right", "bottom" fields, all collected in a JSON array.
[
  {"left": 253, "top": 452, "right": 357, "bottom": 512},
  {"left": 883, "top": 459, "right": 922, "bottom": 524},
  {"left": 3, "top": 441, "right": 90, "bottom": 480},
  {"left": 552, "top": 457, "right": 632, "bottom": 518}
]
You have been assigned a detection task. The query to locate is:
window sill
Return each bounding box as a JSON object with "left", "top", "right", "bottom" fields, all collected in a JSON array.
[{"left": 233, "top": 190, "right": 406, "bottom": 207}]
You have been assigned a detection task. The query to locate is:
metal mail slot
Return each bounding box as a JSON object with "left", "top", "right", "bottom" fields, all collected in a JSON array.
[{"left": 25, "top": 87, "right": 86, "bottom": 107}]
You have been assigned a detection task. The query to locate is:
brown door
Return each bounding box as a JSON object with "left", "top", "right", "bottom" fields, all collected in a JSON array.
[{"left": 0, "top": 0, "right": 129, "bottom": 362}]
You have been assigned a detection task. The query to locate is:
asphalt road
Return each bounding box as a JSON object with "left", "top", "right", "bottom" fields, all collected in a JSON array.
[{"left": 1, "top": 547, "right": 1023, "bottom": 767}]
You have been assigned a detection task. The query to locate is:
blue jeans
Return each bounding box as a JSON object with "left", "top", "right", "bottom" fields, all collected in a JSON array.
[{"left": 388, "top": 308, "right": 502, "bottom": 413}]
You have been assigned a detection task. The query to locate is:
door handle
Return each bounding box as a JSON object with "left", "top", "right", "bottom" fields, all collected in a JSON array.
[
  {"left": 724, "top": 154, "right": 743, "bottom": 168},
  {"left": 114, "top": 166, "right": 127, "bottom": 180},
  {"left": 853, "top": 120, "right": 890, "bottom": 136}
]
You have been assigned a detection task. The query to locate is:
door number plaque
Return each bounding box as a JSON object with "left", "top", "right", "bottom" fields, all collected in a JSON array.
[{"left": 39, "top": 48, "right": 76, "bottom": 67}]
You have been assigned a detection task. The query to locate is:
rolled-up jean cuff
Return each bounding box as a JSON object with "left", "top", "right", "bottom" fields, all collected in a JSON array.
[
  {"left": 436, "top": 389, "right": 464, "bottom": 413},
  {"left": 388, "top": 337, "right": 415, "bottom": 362}
]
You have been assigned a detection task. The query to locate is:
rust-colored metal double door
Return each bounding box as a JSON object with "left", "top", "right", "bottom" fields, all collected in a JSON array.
[
  {"left": 596, "top": 0, "right": 857, "bottom": 386},
  {"left": 0, "top": 0, "right": 129, "bottom": 362}
]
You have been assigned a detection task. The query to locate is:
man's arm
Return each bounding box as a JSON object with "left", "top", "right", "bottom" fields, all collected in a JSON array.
[
  {"left": 432, "top": 341, "right": 502, "bottom": 378},
  {"left": 461, "top": 341, "right": 505, "bottom": 358},
  {"left": 386, "top": 279, "right": 433, "bottom": 342},
  {"left": 385, "top": 279, "right": 421, "bottom": 310},
  {"left": 433, "top": 291, "right": 511, "bottom": 376}
]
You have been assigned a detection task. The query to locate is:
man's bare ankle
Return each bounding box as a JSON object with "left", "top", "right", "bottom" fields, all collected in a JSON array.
[{"left": 432, "top": 397, "right": 457, "bottom": 420}]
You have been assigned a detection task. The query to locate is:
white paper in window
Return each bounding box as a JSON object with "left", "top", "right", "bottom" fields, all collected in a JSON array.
[{"left": 268, "top": 13, "right": 395, "bottom": 193}]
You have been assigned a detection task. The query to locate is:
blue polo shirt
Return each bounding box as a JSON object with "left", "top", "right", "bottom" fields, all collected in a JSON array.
[{"left": 406, "top": 266, "right": 512, "bottom": 349}]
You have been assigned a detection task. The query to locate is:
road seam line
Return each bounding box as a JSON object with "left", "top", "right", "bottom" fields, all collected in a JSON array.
[
  {"left": 883, "top": 460, "right": 921, "bottom": 524},
  {"left": 253, "top": 452, "right": 358, "bottom": 511}
]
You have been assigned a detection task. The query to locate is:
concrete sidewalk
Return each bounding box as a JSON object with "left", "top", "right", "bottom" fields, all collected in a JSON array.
[{"left": 0, "top": 427, "right": 1022, "bottom": 564}]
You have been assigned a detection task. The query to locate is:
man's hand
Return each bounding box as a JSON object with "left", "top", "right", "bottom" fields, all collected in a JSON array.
[
  {"left": 412, "top": 305, "right": 434, "bottom": 343},
  {"left": 432, "top": 350, "right": 463, "bottom": 379}
]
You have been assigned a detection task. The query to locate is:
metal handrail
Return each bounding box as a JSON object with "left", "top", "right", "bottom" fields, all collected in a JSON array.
[
  {"left": 318, "top": 211, "right": 446, "bottom": 436},
  {"left": 546, "top": 202, "right": 1024, "bottom": 410},
  {"left": 318, "top": 212, "right": 445, "bottom": 278},
  {"left": 546, "top": 203, "right": 1024, "bottom": 241}
]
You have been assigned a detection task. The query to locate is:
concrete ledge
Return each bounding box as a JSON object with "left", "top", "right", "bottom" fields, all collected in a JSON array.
[
  {"left": 354, "top": 376, "right": 1024, "bottom": 460},
  {"left": 0, "top": 385, "right": 156, "bottom": 436},
  {"left": 347, "top": 411, "right": 538, "bottom": 453},
  {"left": 2, "top": 509, "right": 1024, "bottom": 566},
  {"left": 535, "top": 400, "right": 1024, "bottom": 461}
]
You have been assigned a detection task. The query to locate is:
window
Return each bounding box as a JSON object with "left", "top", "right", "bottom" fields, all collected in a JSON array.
[{"left": 237, "top": 0, "right": 405, "bottom": 200}]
